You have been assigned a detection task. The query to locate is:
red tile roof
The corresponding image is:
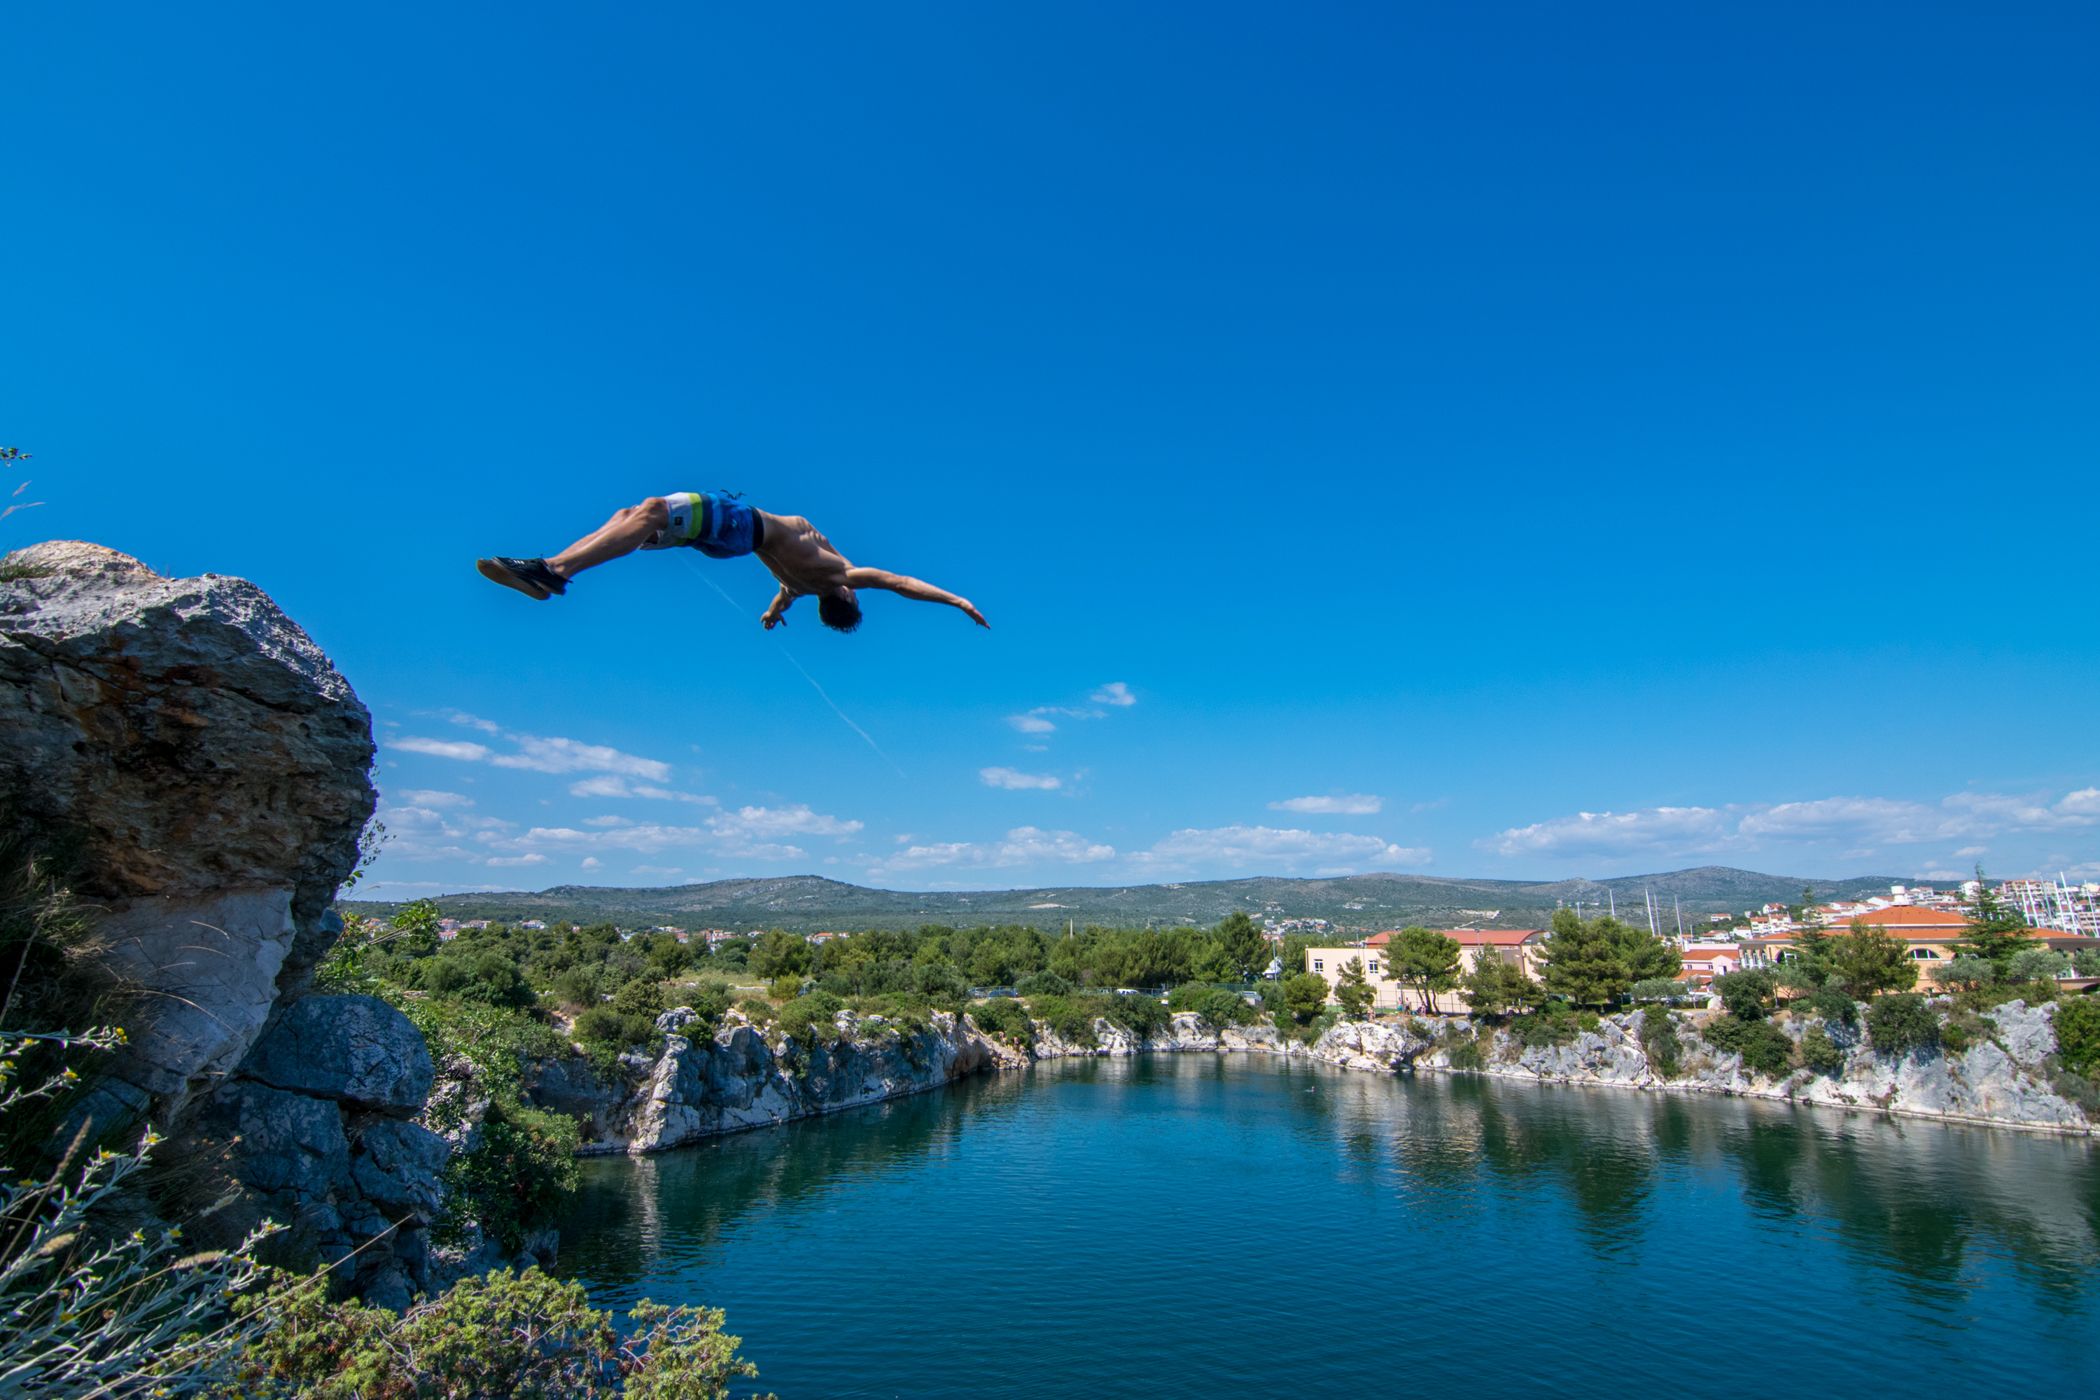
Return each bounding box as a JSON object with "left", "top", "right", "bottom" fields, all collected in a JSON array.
[
  {"left": 1367, "top": 929, "right": 1544, "bottom": 947},
  {"left": 1846, "top": 906, "right": 1971, "bottom": 930}
]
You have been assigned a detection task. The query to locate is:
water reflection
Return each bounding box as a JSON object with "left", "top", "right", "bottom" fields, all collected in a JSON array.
[{"left": 559, "top": 1054, "right": 2100, "bottom": 1398}]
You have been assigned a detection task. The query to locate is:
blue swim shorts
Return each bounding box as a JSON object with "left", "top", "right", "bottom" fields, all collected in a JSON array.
[{"left": 644, "top": 491, "right": 763, "bottom": 559}]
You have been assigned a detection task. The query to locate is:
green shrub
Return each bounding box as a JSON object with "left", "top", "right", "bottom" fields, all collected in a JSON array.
[
  {"left": 1799, "top": 1023, "right": 1845, "bottom": 1075},
  {"left": 736, "top": 996, "right": 774, "bottom": 1023},
  {"left": 228, "top": 1267, "right": 766, "bottom": 1399},
  {"left": 767, "top": 975, "right": 805, "bottom": 1002},
  {"left": 2, "top": 1028, "right": 282, "bottom": 1396},
  {"left": 774, "top": 991, "right": 846, "bottom": 1044},
  {"left": 1439, "top": 1023, "right": 1485, "bottom": 1070},
  {"left": 1940, "top": 1007, "right": 1991, "bottom": 1056},
  {"left": 572, "top": 1006, "right": 658, "bottom": 1055},
  {"left": 440, "top": 1100, "right": 581, "bottom": 1252},
  {"left": 2053, "top": 997, "right": 2100, "bottom": 1076},
  {"left": 1629, "top": 977, "right": 1684, "bottom": 1004},
  {"left": 1638, "top": 1009, "right": 1682, "bottom": 1077},
  {"left": 1705, "top": 1014, "right": 1795, "bottom": 1078},
  {"left": 1513, "top": 1000, "right": 1582, "bottom": 1049},
  {"left": 1015, "top": 970, "right": 1074, "bottom": 997},
  {"left": 1866, "top": 993, "right": 1939, "bottom": 1058},
  {"left": 1713, "top": 969, "right": 1780, "bottom": 1020},
  {"left": 1805, "top": 985, "right": 1858, "bottom": 1027},
  {"left": 1026, "top": 993, "right": 1107, "bottom": 1048},
  {"left": 1101, "top": 992, "right": 1170, "bottom": 1038},
  {"left": 968, "top": 998, "right": 1033, "bottom": 1046},
  {"left": 1167, "top": 985, "right": 1259, "bottom": 1030},
  {"left": 611, "top": 977, "right": 667, "bottom": 1020},
  {"left": 1275, "top": 972, "right": 1331, "bottom": 1025}
]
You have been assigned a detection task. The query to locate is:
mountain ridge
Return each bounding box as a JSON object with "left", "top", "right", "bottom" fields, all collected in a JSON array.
[{"left": 344, "top": 865, "right": 1922, "bottom": 933}]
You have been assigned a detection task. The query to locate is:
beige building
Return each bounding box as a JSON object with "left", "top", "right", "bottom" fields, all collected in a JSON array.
[{"left": 1304, "top": 929, "right": 1549, "bottom": 1013}]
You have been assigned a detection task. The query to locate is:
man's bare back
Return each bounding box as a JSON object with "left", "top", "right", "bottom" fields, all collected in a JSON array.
[{"left": 476, "top": 491, "right": 989, "bottom": 634}]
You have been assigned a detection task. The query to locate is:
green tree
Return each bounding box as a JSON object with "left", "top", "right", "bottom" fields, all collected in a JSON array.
[
  {"left": 1387, "top": 926, "right": 1462, "bottom": 1013},
  {"left": 1866, "top": 993, "right": 1939, "bottom": 1057},
  {"left": 1712, "top": 968, "right": 1779, "bottom": 1019},
  {"left": 1540, "top": 909, "right": 1633, "bottom": 1008},
  {"left": 1822, "top": 921, "right": 1919, "bottom": 999},
  {"left": 1212, "top": 911, "right": 1269, "bottom": 981},
  {"left": 2053, "top": 998, "right": 2100, "bottom": 1075},
  {"left": 1280, "top": 971, "right": 1330, "bottom": 1024},
  {"left": 1605, "top": 920, "right": 1681, "bottom": 985},
  {"left": 1333, "top": 957, "right": 1376, "bottom": 1020},
  {"left": 2007, "top": 947, "right": 2070, "bottom": 984},
  {"left": 749, "top": 929, "right": 812, "bottom": 981},
  {"left": 1954, "top": 870, "right": 2035, "bottom": 975},
  {"left": 1460, "top": 948, "right": 1538, "bottom": 1019}
]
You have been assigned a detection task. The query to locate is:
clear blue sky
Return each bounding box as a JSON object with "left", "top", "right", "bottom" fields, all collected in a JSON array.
[{"left": 6, "top": 3, "right": 2096, "bottom": 897}]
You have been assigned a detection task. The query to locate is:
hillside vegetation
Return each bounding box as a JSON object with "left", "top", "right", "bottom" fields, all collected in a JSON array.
[{"left": 344, "top": 866, "right": 1914, "bottom": 934}]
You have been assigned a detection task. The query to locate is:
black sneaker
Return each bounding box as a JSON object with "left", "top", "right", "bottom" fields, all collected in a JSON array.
[{"left": 476, "top": 556, "right": 569, "bottom": 600}]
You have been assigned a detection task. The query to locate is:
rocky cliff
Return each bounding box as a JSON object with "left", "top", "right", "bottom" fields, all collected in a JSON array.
[
  {"left": 561, "top": 1000, "right": 2092, "bottom": 1154},
  {"left": 1, "top": 541, "right": 446, "bottom": 1304}
]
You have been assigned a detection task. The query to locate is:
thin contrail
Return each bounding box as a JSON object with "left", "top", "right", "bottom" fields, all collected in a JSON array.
[{"left": 681, "top": 556, "right": 908, "bottom": 778}]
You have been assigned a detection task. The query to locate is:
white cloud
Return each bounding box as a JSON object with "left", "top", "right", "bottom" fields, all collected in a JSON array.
[
  {"left": 486, "top": 853, "right": 548, "bottom": 868},
  {"left": 395, "top": 737, "right": 492, "bottom": 762},
  {"left": 1953, "top": 845, "right": 1988, "bottom": 858},
  {"left": 445, "top": 710, "right": 503, "bottom": 734},
  {"left": 981, "top": 767, "right": 1062, "bottom": 791},
  {"left": 708, "top": 805, "right": 861, "bottom": 839},
  {"left": 1090, "top": 682, "right": 1136, "bottom": 707},
  {"left": 394, "top": 788, "right": 474, "bottom": 809},
  {"left": 583, "top": 815, "right": 632, "bottom": 828},
  {"left": 392, "top": 721, "right": 672, "bottom": 781},
  {"left": 1485, "top": 788, "right": 2100, "bottom": 863},
  {"left": 580, "top": 856, "right": 603, "bottom": 870},
  {"left": 568, "top": 775, "right": 713, "bottom": 804},
  {"left": 1485, "top": 807, "right": 1731, "bottom": 859},
  {"left": 1134, "top": 825, "right": 1426, "bottom": 875},
  {"left": 1007, "top": 714, "right": 1058, "bottom": 734},
  {"left": 490, "top": 735, "right": 670, "bottom": 780},
  {"left": 1270, "top": 793, "right": 1383, "bottom": 816},
  {"left": 880, "top": 827, "right": 1116, "bottom": 873}
]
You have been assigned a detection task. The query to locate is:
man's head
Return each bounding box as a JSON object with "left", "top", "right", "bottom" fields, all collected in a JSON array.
[{"left": 819, "top": 587, "right": 862, "bottom": 634}]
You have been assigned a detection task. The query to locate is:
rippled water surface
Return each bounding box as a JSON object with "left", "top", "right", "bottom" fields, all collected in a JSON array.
[{"left": 559, "top": 1058, "right": 2100, "bottom": 1398}]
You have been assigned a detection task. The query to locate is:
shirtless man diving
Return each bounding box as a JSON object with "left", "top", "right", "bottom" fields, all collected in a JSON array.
[{"left": 476, "top": 491, "right": 989, "bottom": 633}]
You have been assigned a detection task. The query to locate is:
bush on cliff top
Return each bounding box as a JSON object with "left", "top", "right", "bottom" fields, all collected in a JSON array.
[
  {"left": 1867, "top": 994, "right": 1940, "bottom": 1058},
  {"left": 1704, "top": 1014, "right": 1795, "bottom": 1079},
  {"left": 222, "top": 1266, "right": 770, "bottom": 1400},
  {"left": 2054, "top": 998, "right": 2100, "bottom": 1076}
]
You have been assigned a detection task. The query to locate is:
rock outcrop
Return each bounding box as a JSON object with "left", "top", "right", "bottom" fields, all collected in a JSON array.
[
  {"left": 570, "top": 1007, "right": 1012, "bottom": 1154},
  {"left": 1, "top": 541, "right": 376, "bottom": 1119},
  {"left": 1, "top": 542, "right": 445, "bottom": 1300}
]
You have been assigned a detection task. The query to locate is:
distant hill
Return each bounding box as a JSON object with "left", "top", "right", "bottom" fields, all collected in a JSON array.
[{"left": 342, "top": 866, "right": 1916, "bottom": 934}]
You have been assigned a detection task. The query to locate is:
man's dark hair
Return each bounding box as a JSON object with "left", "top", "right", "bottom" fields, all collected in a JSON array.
[{"left": 818, "top": 592, "right": 863, "bottom": 633}]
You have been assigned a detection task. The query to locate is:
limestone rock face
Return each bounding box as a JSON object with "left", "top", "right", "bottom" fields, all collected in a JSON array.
[
  {"left": 1, "top": 542, "right": 450, "bottom": 1300},
  {"left": 0, "top": 541, "right": 376, "bottom": 1117},
  {"left": 243, "top": 995, "right": 435, "bottom": 1112}
]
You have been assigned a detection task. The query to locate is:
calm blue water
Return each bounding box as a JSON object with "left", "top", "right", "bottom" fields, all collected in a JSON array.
[{"left": 559, "top": 1058, "right": 2100, "bottom": 1398}]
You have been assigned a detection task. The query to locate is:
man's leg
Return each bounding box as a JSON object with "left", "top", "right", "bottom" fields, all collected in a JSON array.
[
  {"left": 478, "top": 497, "right": 673, "bottom": 600},
  {"left": 546, "top": 497, "right": 671, "bottom": 579}
]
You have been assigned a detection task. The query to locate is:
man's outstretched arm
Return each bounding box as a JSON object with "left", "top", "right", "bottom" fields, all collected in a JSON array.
[
  {"left": 761, "top": 586, "right": 797, "bottom": 630},
  {"left": 844, "top": 568, "right": 989, "bottom": 627}
]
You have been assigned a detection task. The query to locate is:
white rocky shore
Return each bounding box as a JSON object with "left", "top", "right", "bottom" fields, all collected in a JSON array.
[{"left": 550, "top": 998, "right": 2093, "bottom": 1156}]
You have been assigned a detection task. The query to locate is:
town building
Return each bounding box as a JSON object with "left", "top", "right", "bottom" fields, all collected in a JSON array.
[{"left": 1304, "top": 929, "right": 1549, "bottom": 1012}]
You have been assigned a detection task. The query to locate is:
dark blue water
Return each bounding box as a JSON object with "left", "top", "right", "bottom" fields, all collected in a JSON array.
[{"left": 558, "top": 1058, "right": 2100, "bottom": 1398}]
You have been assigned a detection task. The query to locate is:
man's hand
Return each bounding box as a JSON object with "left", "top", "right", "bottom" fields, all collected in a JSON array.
[
  {"left": 958, "top": 599, "right": 989, "bottom": 628},
  {"left": 762, "top": 609, "right": 786, "bottom": 630},
  {"left": 761, "top": 587, "right": 794, "bottom": 629}
]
